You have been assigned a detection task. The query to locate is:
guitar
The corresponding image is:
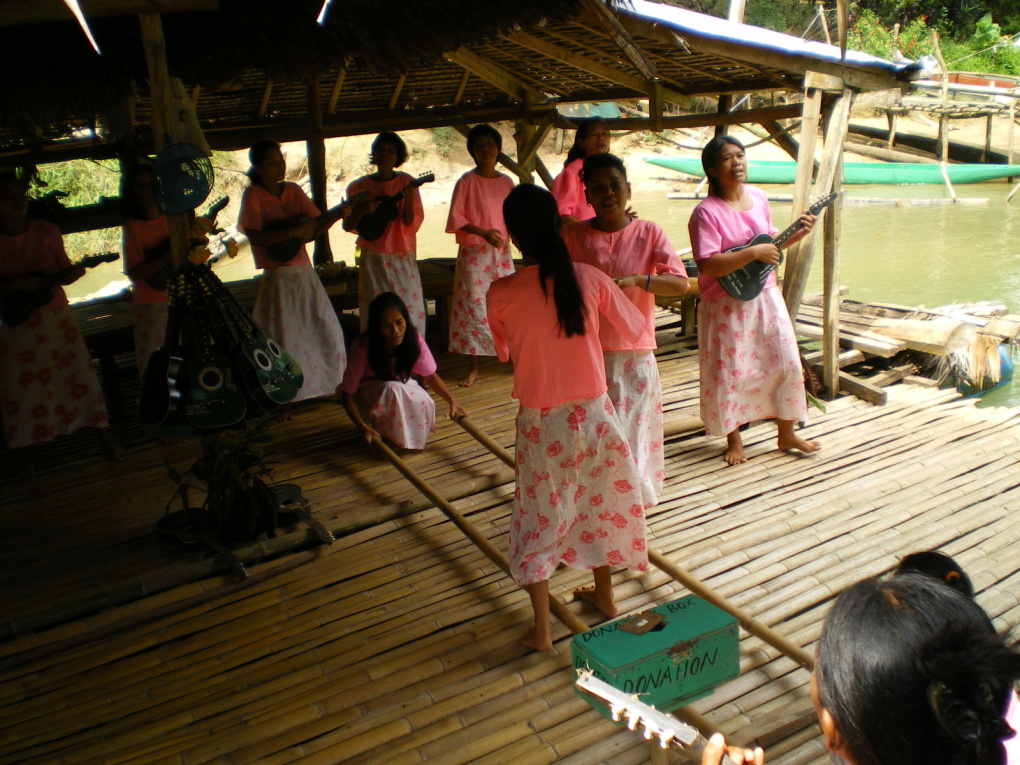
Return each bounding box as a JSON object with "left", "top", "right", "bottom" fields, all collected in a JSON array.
[
  {"left": 264, "top": 192, "right": 368, "bottom": 263},
  {"left": 354, "top": 173, "right": 434, "bottom": 242},
  {"left": 0, "top": 252, "right": 119, "bottom": 327},
  {"left": 182, "top": 273, "right": 247, "bottom": 430},
  {"left": 575, "top": 670, "right": 736, "bottom": 765},
  {"left": 717, "top": 192, "right": 838, "bottom": 301}
]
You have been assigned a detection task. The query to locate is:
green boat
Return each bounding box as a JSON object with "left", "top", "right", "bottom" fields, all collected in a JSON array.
[{"left": 644, "top": 156, "right": 1020, "bottom": 185}]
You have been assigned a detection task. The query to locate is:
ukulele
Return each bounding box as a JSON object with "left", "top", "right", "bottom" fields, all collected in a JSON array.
[
  {"left": 182, "top": 273, "right": 247, "bottom": 430},
  {"left": 0, "top": 252, "right": 119, "bottom": 327},
  {"left": 717, "top": 192, "right": 838, "bottom": 301},
  {"left": 354, "top": 173, "right": 434, "bottom": 242},
  {"left": 138, "top": 271, "right": 189, "bottom": 430},
  {"left": 575, "top": 670, "right": 736, "bottom": 765},
  {"left": 264, "top": 191, "right": 368, "bottom": 263}
]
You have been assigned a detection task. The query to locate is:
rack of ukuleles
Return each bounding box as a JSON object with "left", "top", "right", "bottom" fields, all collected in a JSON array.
[{"left": 137, "top": 263, "right": 303, "bottom": 436}]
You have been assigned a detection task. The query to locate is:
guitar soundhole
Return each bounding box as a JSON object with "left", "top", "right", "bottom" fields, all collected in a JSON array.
[
  {"left": 253, "top": 349, "right": 273, "bottom": 371},
  {"left": 198, "top": 366, "right": 224, "bottom": 392},
  {"left": 267, "top": 339, "right": 283, "bottom": 359}
]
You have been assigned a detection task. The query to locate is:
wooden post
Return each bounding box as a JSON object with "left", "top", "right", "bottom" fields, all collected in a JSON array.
[
  {"left": 306, "top": 74, "right": 333, "bottom": 265},
  {"left": 138, "top": 12, "right": 191, "bottom": 267},
  {"left": 714, "top": 95, "right": 733, "bottom": 138},
  {"left": 822, "top": 158, "right": 842, "bottom": 398},
  {"left": 783, "top": 88, "right": 821, "bottom": 292}
]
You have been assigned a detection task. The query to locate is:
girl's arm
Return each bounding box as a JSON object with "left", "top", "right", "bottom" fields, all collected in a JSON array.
[
  {"left": 423, "top": 373, "right": 466, "bottom": 420},
  {"left": 342, "top": 392, "right": 381, "bottom": 446},
  {"left": 615, "top": 272, "right": 688, "bottom": 297},
  {"left": 459, "top": 223, "right": 505, "bottom": 248},
  {"left": 245, "top": 220, "right": 316, "bottom": 248}
]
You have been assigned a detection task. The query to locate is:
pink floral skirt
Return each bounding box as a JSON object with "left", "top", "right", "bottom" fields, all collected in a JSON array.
[
  {"left": 358, "top": 249, "right": 426, "bottom": 332},
  {"left": 133, "top": 301, "right": 168, "bottom": 377},
  {"left": 697, "top": 286, "right": 807, "bottom": 437},
  {"left": 510, "top": 393, "right": 648, "bottom": 586},
  {"left": 605, "top": 350, "right": 664, "bottom": 506},
  {"left": 448, "top": 242, "right": 514, "bottom": 356},
  {"left": 352, "top": 379, "right": 435, "bottom": 450},
  {"left": 0, "top": 306, "right": 109, "bottom": 449},
  {"left": 254, "top": 265, "right": 347, "bottom": 403}
]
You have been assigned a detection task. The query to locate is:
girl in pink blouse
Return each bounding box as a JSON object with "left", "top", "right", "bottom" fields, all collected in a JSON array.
[
  {"left": 487, "top": 184, "right": 647, "bottom": 652},
  {"left": 688, "top": 136, "right": 819, "bottom": 465},
  {"left": 341, "top": 292, "right": 463, "bottom": 450},
  {"left": 344, "top": 132, "right": 426, "bottom": 331},
  {"left": 0, "top": 173, "right": 123, "bottom": 479},
  {"left": 551, "top": 118, "right": 611, "bottom": 224},
  {"left": 121, "top": 163, "right": 171, "bottom": 377},
  {"left": 445, "top": 124, "right": 515, "bottom": 387},
  {"left": 238, "top": 140, "right": 349, "bottom": 413},
  {"left": 563, "top": 153, "right": 689, "bottom": 506}
]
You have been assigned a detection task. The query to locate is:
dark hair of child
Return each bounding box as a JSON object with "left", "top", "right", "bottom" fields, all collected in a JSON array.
[
  {"left": 564, "top": 118, "right": 609, "bottom": 166},
  {"left": 580, "top": 152, "right": 628, "bottom": 185},
  {"left": 246, "top": 139, "right": 281, "bottom": 186},
  {"left": 372, "top": 132, "right": 408, "bottom": 167},
  {"left": 365, "top": 291, "right": 421, "bottom": 382},
  {"left": 896, "top": 550, "right": 975, "bottom": 599},
  {"left": 502, "top": 184, "right": 586, "bottom": 338},
  {"left": 817, "top": 573, "right": 1020, "bottom": 765},
  {"left": 119, "top": 162, "right": 154, "bottom": 221},
  {"left": 700, "top": 135, "right": 746, "bottom": 196},
  {"left": 467, "top": 123, "right": 502, "bottom": 157}
]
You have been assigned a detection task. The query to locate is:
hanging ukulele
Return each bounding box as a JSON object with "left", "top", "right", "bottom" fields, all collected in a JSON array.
[
  {"left": 717, "top": 192, "right": 838, "bottom": 301},
  {"left": 0, "top": 251, "right": 119, "bottom": 327},
  {"left": 138, "top": 271, "right": 189, "bottom": 430},
  {"left": 354, "top": 173, "right": 434, "bottom": 242}
]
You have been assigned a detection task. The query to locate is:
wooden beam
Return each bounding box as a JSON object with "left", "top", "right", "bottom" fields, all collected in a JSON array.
[
  {"left": 579, "top": 0, "right": 657, "bottom": 80},
  {"left": 327, "top": 66, "right": 347, "bottom": 113},
  {"left": 714, "top": 95, "right": 733, "bottom": 138},
  {"left": 445, "top": 47, "right": 544, "bottom": 102},
  {"left": 258, "top": 79, "right": 273, "bottom": 120},
  {"left": 648, "top": 79, "right": 664, "bottom": 132},
  {"left": 516, "top": 118, "right": 554, "bottom": 168},
  {"left": 387, "top": 73, "right": 407, "bottom": 111},
  {"left": 306, "top": 74, "right": 332, "bottom": 265},
  {"left": 822, "top": 158, "right": 842, "bottom": 398},
  {"left": 0, "top": 0, "right": 217, "bottom": 27},
  {"left": 760, "top": 119, "right": 801, "bottom": 161},
  {"left": 507, "top": 31, "right": 690, "bottom": 108},
  {"left": 783, "top": 86, "right": 821, "bottom": 296},
  {"left": 453, "top": 70, "right": 470, "bottom": 106}
]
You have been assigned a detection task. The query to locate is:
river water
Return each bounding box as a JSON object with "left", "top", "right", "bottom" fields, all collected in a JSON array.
[{"left": 68, "top": 179, "right": 1020, "bottom": 407}]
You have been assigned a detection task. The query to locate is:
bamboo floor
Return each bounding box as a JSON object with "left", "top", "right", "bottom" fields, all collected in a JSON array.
[{"left": 2, "top": 310, "right": 1020, "bottom": 764}]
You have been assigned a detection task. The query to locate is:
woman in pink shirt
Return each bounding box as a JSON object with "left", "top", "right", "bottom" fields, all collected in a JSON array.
[
  {"left": 121, "top": 163, "right": 171, "bottom": 377},
  {"left": 688, "top": 136, "right": 819, "bottom": 465},
  {"left": 341, "top": 292, "right": 463, "bottom": 450},
  {"left": 487, "top": 184, "right": 647, "bottom": 652},
  {"left": 563, "top": 153, "right": 689, "bottom": 506},
  {"left": 238, "top": 140, "right": 349, "bottom": 411},
  {"left": 0, "top": 173, "right": 123, "bottom": 479},
  {"left": 445, "top": 124, "right": 515, "bottom": 387},
  {"left": 551, "top": 117, "right": 611, "bottom": 224},
  {"left": 344, "top": 132, "right": 426, "bottom": 331}
]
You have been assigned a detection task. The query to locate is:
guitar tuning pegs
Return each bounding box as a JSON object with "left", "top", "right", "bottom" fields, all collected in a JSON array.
[
  {"left": 658, "top": 729, "right": 676, "bottom": 749},
  {"left": 609, "top": 702, "right": 625, "bottom": 723}
]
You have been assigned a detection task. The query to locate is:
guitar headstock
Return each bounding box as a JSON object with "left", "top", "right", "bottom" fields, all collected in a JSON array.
[{"left": 412, "top": 172, "right": 435, "bottom": 187}]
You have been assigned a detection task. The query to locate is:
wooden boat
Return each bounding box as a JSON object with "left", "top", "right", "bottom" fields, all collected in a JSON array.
[{"left": 645, "top": 156, "right": 1020, "bottom": 184}]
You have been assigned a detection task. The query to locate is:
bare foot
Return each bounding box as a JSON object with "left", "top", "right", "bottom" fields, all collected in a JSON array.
[
  {"left": 777, "top": 434, "right": 821, "bottom": 454},
  {"left": 724, "top": 430, "right": 746, "bottom": 466},
  {"left": 458, "top": 371, "right": 479, "bottom": 388},
  {"left": 275, "top": 404, "right": 293, "bottom": 422},
  {"left": 574, "top": 586, "right": 619, "bottom": 619},
  {"left": 521, "top": 626, "right": 554, "bottom": 652}
]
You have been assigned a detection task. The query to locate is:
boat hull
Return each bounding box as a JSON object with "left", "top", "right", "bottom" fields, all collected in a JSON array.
[{"left": 645, "top": 156, "right": 1020, "bottom": 185}]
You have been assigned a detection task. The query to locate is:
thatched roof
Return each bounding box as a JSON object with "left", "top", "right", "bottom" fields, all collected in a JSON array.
[{"left": 0, "top": 0, "right": 918, "bottom": 163}]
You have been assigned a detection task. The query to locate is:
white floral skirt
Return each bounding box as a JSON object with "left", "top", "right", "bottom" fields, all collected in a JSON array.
[
  {"left": 448, "top": 242, "right": 514, "bottom": 356},
  {"left": 698, "top": 286, "right": 807, "bottom": 437},
  {"left": 253, "top": 265, "right": 347, "bottom": 402},
  {"left": 510, "top": 393, "right": 648, "bottom": 586},
  {"left": 605, "top": 350, "right": 664, "bottom": 507},
  {"left": 352, "top": 379, "right": 435, "bottom": 450},
  {"left": 358, "top": 249, "right": 426, "bottom": 332},
  {"left": 0, "top": 306, "right": 109, "bottom": 449}
]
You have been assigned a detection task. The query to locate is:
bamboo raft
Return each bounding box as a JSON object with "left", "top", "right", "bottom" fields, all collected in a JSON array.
[{"left": 1, "top": 310, "right": 1019, "bottom": 764}]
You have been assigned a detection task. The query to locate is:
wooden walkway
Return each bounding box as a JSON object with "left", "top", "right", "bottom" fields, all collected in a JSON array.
[{"left": 2, "top": 313, "right": 1019, "bottom": 764}]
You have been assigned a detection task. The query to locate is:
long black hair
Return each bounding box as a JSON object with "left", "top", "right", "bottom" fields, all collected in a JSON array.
[
  {"left": 502, "top": 184, "right": 586, "bottom": 337},
  {"left": 817, "top": 574, "right": 1020, "bottom": 765},
  {"left": 564, "top": 118, "right": 609, "bottom": 166},
  {"left": 365, "top": 292, "right": 421, "bottom": 382},
  {"left": 119, "top": 162, "right": 154, "bottom": 221},
  {"left": 247, "top": 139, "right": 281, "bottom": 186},
  {"left": 700, "top": 135, "right": 745, "bottom": 197}
]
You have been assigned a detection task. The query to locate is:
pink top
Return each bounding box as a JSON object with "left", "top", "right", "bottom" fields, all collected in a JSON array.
[
  {"left": 1005, "top": 690, "right": 1020, "bottom": 765},
  {"left": 0, "top": 219, "right": 71, "bottom": 312},
  {"left": 123, "top": 216, "right": 170, "bottom": 305},
  {"left": 486, "top": 262, "right": 644, "bottom": 409},
  {"left": 563, "top": 219, "right": 688, "bottom": 351},
  {"left": 445, "top": 170, "right": 514, "bottom": 246},
  {"left": 688, "top": 185, "right": 779, "bottom": 302},
  {"left": 340, "top": 332, "right": 437, "bottom": 395},
  {"left": 551, "top": 158, "right": 593, "bottom": 221},
  {"left": 238, "top": 182, "right": 319, "bottom": 269},
  {"left": 346, "top": 172, "right": 424, "bottom": 253}
]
